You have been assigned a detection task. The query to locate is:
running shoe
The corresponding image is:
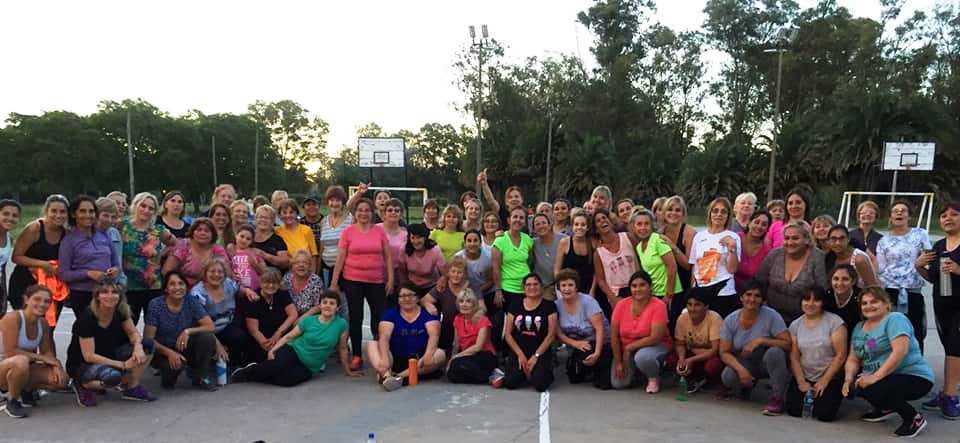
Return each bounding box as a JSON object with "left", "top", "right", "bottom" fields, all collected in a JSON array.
[
  {"left": 121, "top": 385, "right": 158, "bottom": 402},
  {"left": 382, "top": 375, "right": 403, "bottom": 392},
  {"left": 1, "top": 399, "right": 28, "bottom": 418},
  {"left": 73, "top": 384, "right": 97, "bottom": 408},
  {"left": 894, "top": 413, "right": 927, "bottom": 438},
  {"left": 942, "top": 395, "right": 960, "bottom": 420},
  {"left": 645, "top": 378, "right": 660, "bottom": 394},
  {"left": 762, "top": 396, "right": 783, "bottom": 416},
  {"left": 350, "top": 356, "right": 363, "bottom": 371},
  {"left": 921, "top": 391, "right": 943, "bottom": 411},
  {"left": 230, "top": 362, "right": 258, "bottom": 383},
  {"left": 489, "top": 368, "right": 505, "bottom": 389},
  {"left": 861, "top": 409, "right": 897, "bottom": 422},
  {"left": 686, "top": 378, "right": 708, "bottom": 395}
]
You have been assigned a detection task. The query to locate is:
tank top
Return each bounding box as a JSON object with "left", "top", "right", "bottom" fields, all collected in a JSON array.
[
  {"left": 665, "top": 224, "right": 692, "bottom": 292},
  {"left": 16, "top": 310, "right": 43, "bottom": 351},
  {"left": 8, "top": 219, "right": 64, "bottom": 301},
  {"left": 597, "top": 232, "right": 637, "bottom": 296},
  {"left": 561, "top": 238, "right": 595, "bottom": 292}
]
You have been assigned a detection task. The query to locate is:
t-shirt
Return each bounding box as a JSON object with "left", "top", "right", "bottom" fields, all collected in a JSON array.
[
  {"left": 735, "top": 232, "right": 771, "bottom": 290},
  {"left": 289, "top": 315, "right": 347, "bottom": 374},
  {"left": 159, "top": 217, "right": 191, "bottom": 239},
  {"left": 674, "top": 310, "right": 723, "bottom": 352},
  {"left": 453, "top": 314, "right": 495, "bottom": 353},
  {"left": 338, "top": 224, "right": 388, "bottom": 283},
  {"left": 145, "top": 296, "right": 209, "bottom": 349},
  {"left": 876, "top": 228, "right": 931, "bottom": 290},
  {"left": 171, "top": 242, "right": 229, "bottom": 287},
  {"left": 66, "top": 308, "right": 129, "bottom": 377},
  {"left": 320, "top": 213, "right": 353, "bottom": 267},
  {"left": 230, "top": 249, "right": 261, "bottom": 290},
  {"left": 121, "top": 219, "right": 168, "bottom": 291},
  {"left": 720, "top": 306, "right": 787, "bottom": 352},
  {"left": 454, "top": 248, "right": 493, "bottom": 296},
  {"left": 789, "top": 312, "right": 844, "bottom": 381},
  {"left": 508, "top": 298, "right": 557, "bottom": 356},
  {"left": 275, "top": 224, "right": 319, "bottom": 258},
  {"left": 533, "top": 233, "right": 567, "bottom": 286},
  {"left": 430, "top": 229, "right": 466, "bottom": 263},
  {"left": 850, "top": 227, "right": 883, "bottom": 255},
  {"left": 851, "top": 312, "right": 933, "bottom": 382},
  {"left": 378, "top": 224, "right": 407, "bottom": 277},
  {"left": 252, "top": 233, "right": 288, "bottom": 258},
  {"left": 636, "top": 233, "right": 679, "bottom": 297},
  {"left": 492, "top": 233, "right": 534, "bottom": 293},
  {"left": 399, "top": 246, "right": 445, "bottom": 288},
  {"left": 766, "top": 220, "right": 786, "bottom": 249},
  {"left": 382, "top": 307, "right": 438, "bottom": 359},
  {"left": 690, "top": 230, "right": 741, "bottom": 296},
  {"left": 611, "top": 296, "right": 670, "bottom": 347},
  {"left": 244, "top": 290, "right": 293, "bottom": 339},
  {"left": 557, "top": 293, "right": 610, "bottom": 344},
  {"left": 190, "top": 279, "right": 240, "bottom": 333}
]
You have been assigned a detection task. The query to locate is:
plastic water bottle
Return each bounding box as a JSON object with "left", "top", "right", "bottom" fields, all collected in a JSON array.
[
  {"left": 366, "top": 432, "right": 376, "bottom": 443},
  {"left": 895, "top": 288, "right": 909, "bottom": 314},
  {"left": 676, "top": 376, "right": 688, "bottom": 401},
  {"left": 215, "top": 358, "right": 228, "bottom": 386},
  {"left": 941, "top": 253, "right": 953, "bottom": 297},
  {"left": 802, "top": 389, "right": 814, "bottom": 419}
]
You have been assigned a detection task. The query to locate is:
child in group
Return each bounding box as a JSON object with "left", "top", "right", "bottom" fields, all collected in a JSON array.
[
  {"left": 230, "top": 225, "right": 266, "bottom": 291},
  {"left": 765, "top": 199, "right": 787, "bottom": 248}
]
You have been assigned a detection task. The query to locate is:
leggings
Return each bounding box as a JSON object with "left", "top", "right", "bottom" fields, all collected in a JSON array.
[
  {"left": 244, "top": 345, "right": 313, "bottom": 387},
  {"left": 611, "top": 343, "right": 669, "bottom": 389},
  {"left": 504, "top": 351, "right": 554, "bottom": 392},
  {"left": 74, "top": 340, "right": 156, "bottom": 387},
  {"left": 785, "top": 377, "right": 844, "bottom": 421},
  {"left": 447, "top": 351, "right": 498, "bottom": 384},
  {"left": 934, "top": 297, "right": 960, "bottom": 357},
  {"left": 886, "top": 289, "right": 926, "bottom": 354},
  {"left": 152, "top": 331, "right": 217, "bottom": 383},
  {"left": 859, "top": 373, "right": 933, "bottom": 423},
  {"left": 342, "top": 279, "right": 386, "bottom": 356},
  {"left": 721, "top": 346, "right": 789, "bottom": 398},
  {"left": 127, "top": 289, "right": 162, "bottom": 326},
  {"left": 566, "top": 341, "right": 613, "bottom": 389},
  {"left": 216, "top": 323, "right": 252, "bottom": 367}
]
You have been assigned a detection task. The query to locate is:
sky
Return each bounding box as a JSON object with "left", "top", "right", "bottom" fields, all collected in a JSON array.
[{"left": 0, "top": 0, "right": 941, "bottom": 162}]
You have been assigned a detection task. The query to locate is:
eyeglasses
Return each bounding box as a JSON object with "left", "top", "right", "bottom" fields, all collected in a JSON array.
[
  {"left": 386, "top": 208, "right": 402, "bottom": 213},
  {"left": 398, "top": 292, "right": 417, "bottom": 299},
  {"left": 828, "top": 236, "right": 847, "bottom": 243}
]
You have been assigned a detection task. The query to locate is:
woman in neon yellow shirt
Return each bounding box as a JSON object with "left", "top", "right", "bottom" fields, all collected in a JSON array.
[{"left": 431, "top": 205, "right": 465, "bottom": 263}]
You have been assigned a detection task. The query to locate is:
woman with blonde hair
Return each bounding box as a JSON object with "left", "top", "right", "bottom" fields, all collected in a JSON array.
[
  {"left": 688, "top": 197, "right": 741, "bottom": 317},
  {"left": 660, "top": 195, "right": 696, "bottom": 296},
  {"left": 430, "top": 204, "right": 466, "bottom": 262},
  {"left": 462, "top": 198, "right": 483, "bottom": 232},
  {"left": 732, "top": 192, "right": 757, "bottom": 234},
  {"left": 446, "top": 288, "right": 499, "bottom": 385},
  {"left": 251, "top": 205, "right": 290, "bottom": 270},
  {"left": 850, "top": 200, "right": 883, "bottom": 254},
  {"left": 67, "top": 282, "right": 156, "bottom": 406},
  {"left": 811, "top": 214, "right": 837, "bottom": 251},
  {"left": 123, "top": 192, "right": 177, "bottom": 324}
]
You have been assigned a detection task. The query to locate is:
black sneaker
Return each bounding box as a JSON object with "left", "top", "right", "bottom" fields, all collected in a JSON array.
[
  {"left": 1, "top": 399, "right": 29, "bottom": 418},
  {"left": 894, "top": 413, "right": 927, "bottom": 438},
  {"left": 230, "top": 363, "right": 257, "bottom": 383},
  {"left": 20, "top": 390, "right": 37, "bottom": 407},
  {"left": 192, "top": 377, "right": 218, "bottom": 392},
  {"left": 687, "top": 378, "right": 708, "bottom": 395},
  {"left": 862, "top": 409, "right": 897, "bottom": 422}
]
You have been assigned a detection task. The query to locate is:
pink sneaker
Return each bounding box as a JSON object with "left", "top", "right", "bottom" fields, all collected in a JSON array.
[
  {"left": 763, "top": 396, "right": 784, "bottom": 416},
  {"left": 645, "top": 378, "right": 660, "bottom": 394}
]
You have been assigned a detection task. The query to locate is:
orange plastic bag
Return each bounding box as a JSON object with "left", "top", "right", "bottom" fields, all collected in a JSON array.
[{"left": 31, "top": 261, "right": 70, "bottom": 327}]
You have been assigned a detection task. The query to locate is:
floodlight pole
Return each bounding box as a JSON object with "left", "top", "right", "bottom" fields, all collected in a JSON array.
[
  {"left": 471, "top": 25, "right": 490, "bottom": 197},
  {"left": 766, "top": 49, "right": 784, "bottom": 203},
  {"left": 126, "top": 109, "right": 134, "bottom": 197},
  {"left": 212, "top": 135, "right": 218, "bottom": 187},
  {"left": 254, "top": 126, "right": 259, "bottom": 196}
]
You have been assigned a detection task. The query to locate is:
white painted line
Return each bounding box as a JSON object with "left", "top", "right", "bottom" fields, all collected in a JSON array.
[{"left": 539, "top": 391, "right": 551, "bottom": 443}]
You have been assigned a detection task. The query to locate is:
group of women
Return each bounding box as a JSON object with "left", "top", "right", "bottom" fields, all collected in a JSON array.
[{"left": 0, "top": 179, "right": 958, "bottom": 439}]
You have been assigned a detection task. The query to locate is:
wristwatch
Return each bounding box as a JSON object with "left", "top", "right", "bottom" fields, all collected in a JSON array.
[{"left": 534, "top": 352, "right": 541, "bottom": 358}]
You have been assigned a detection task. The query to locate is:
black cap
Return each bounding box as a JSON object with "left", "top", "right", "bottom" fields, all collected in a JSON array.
[{"left": 302, "top": 195, "right": 321, "bottom": 205}]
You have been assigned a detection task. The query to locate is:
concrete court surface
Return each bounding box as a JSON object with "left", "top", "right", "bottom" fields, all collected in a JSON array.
[{"left": 0, "top": 295, "right": 956, "bottom": 443}]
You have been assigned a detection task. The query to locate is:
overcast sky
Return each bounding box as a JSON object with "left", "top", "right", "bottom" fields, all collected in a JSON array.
[{"left": 0, "top": 0, "right": 939, "bottom": 158}]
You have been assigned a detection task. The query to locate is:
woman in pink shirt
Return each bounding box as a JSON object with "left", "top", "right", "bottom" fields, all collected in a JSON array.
[
  {"left": 736, "top": 211, "right": 772, "bottom": 290},
  {"left": 398, "top": 224, "right": 446, "bottom": 296},
  {"left": 330, "top": 198, "right": 394, "bottom": 370},
  {"left": 593, "top": 209, "right": 638, "bottom": 318},
  {"left": 610, "top": 270, "right": 671, "bottom": 393},
  {"left": 377, "top": 198, "right": 408, "bottom": 308}
]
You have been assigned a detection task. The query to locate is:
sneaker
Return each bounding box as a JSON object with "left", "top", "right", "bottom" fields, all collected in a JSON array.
[
  {"left": 230, "top": 362, "right": 258, "bottom": 383},
  {"left": 942, "top": 395, "right": 960, "bottom": 420},
  {"left": 762, "top": 395, "right": 783, "bottom": 416},
  {"left": 121, "top": 385, "right": 157, "bottom": 402},
  {"left": 489, "top": 368, "right": 505, "bottom": 389},
  {"left": 350, "top": 356, "right": 363, "bottom": 371},
  {"left": 921, "top": 391, "right": 943, "bottom": 411},
  {"left": 894, "top": 413, "right": 927, "bottom": 438},
  {"left": 1, "top": 399, "right": 28, "bottom": 418},
  {"left": 382, "top": 375, "right": 403, "bottom": 392},
  {"left": 686, "top": 378, "right": 708, "bottom": 395},
  {"left": 645, "top": 378, "right": 660, "bottom": 394},
  {"left": 192, "top": 377, "right": 218, "bottom": 392},
  {"left": 20, "top": 390, "right": 37, "bottom": 407},
  {"left": 160, "top": 372, "right": 177, "bottom": 390},
  {"left": 861, "top": 409, "right": 897, "bottom": 422},
  {"left": 73, "top": 383, "right": 98, "bottom": 408}
]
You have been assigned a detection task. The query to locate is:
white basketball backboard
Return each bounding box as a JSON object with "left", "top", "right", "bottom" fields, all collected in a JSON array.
[
  {"left": 883, "top": 142, "right": 935, "bottom": 171},
  {"left": 359, "top": 137, "right": 405, "bottom": 168}
]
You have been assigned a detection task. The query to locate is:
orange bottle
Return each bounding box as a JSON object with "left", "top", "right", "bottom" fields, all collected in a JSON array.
[{"left": 408, "top": 358, "right": 419, "bottom": 386}]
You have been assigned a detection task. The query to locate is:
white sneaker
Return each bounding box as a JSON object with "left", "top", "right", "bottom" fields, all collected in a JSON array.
[{"left": 382, "top": 375, "right": 403, "bottom": 392}]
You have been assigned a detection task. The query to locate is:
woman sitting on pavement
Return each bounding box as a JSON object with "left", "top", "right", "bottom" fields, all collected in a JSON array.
[
  {"left": 367, "top": 283, "right": 445, "bottom": 391},
  {"left": 843, "top": 286, "right": 934, "bottom": 438},
  {"left": 190, "top": 258, "right": 258, "bottom": 367},
  {"left": 610, "top": 270, "right": 671, "bottom": 393},
  {"left": 244, "top": 268, "right": 299, "bottom": 363},
  {"left": 555, "top": 268, "right": 612, "bottom": 389},
  {"left": 231, "top": 290, "right": 360, "bottom": 386},
  {"left": 144, "top": 271, "right": 218, "bottom": 391},
  {"left": 446, "top": 288, "right": 500, "bottom": 386},
  {"left": 502, "top": 273, "right": 558, "bottom": 392},
  {"left": 718, "top": 279, "right": 791, "bottom": 416},
  {"left": 422, "top": 256, "right": 479, "bottom": 354},
  {"left": 669, "top": 288, "right": 723, "bottom": 395},
  {"left": 0, "top": 285, "right": 68, "bottom": 419},
  {"left": 67, "top": 281, "right": 157, "bottom": 407},
  {"left": 786, "top": 286, "right": 847, "bottom": 421}
]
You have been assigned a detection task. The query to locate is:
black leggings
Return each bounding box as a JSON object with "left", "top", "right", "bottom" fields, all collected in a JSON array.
[
  {"left": 886, "top": 289, "right": 926, "bottom": 354},
  {"left": 566, "top": 340, "right": 613, "bottom": 389},
  {"left": 342, "top": 279, "right": 386, "bottom": 356},
  {"left": 785, "top": 377, "right": 844, "bottom": 421},
  {"left": 504, "top": 351, "right": 555, "bottom": 392},
  {"left": 859, "top": 374, "right": 933, "bottom": 423},
  {"left": 245, "top": 345, "right": 313, "bottom": 387},
  {"left": 447, "top": 351, "right": 498, "bottom": 384},
  {"left": 216, "top": 323, "right": 252, "bottom": 366},
  {"left": 127, "top": 289, "right": 161, "bottom": 326},
  {"left": 69, "top": 290, "right": 94, "bottom": 319},
  {"left": 152, "top": 331, "right": 217, "bottom": 383},
  {"left": 934, "top": 297, "right": 960, "bottom": 357}
]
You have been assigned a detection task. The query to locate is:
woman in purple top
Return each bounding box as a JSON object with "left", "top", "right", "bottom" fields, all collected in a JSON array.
[{"left": 59, "top": 195, "right": 121, "bottom": 322}]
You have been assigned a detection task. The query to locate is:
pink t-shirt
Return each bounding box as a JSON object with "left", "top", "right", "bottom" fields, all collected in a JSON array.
[
  {"left": 399, "top": 246, "right": 446, "bottom": 288},
  {"left": 736, "top": 231, "right": 771, "bottom": 290},
  {"left": 231, "top": 249, "right": 261, "bottom": 290},
  {"left": 454, "top": 313, "right": 495, "bottom": 353},
  {"left": 612, "top": 296, "right": 671, "bottom": 347},
  {"left": 765, "top": 220, "right": 785, "bottom": 249},
  {"left": 377, "top": 223, "right": 408, "bottom": 277},
  {"left": 172, "top": 241, "right": 229, "bottom": 287},
  {"left": 598, "top": 232, "right": 638, "bottom": 295},
  {"left": 338, "top": 224, "right": 388, "bottom": 283}
]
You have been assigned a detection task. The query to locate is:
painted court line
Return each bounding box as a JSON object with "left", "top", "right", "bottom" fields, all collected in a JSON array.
[{"left": 539, "top": 391, "right": 551, "bottom": 443}]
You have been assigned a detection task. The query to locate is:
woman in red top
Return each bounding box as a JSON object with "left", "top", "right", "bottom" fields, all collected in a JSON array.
[
  {"left": 330, "top": 198, "right": 394, "bottom": 370},
  {"left": 610, "top": 270, "right": 670, "bottom": 393},
  {"left": 736, "top": 211, "right": 772, "bottom": 290},
  {"left": 446, "top": 289, "right": 499, "bottom": 386}
]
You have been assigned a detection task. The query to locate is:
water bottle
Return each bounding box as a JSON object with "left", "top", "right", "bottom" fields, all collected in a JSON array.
[
  {"left": 802, "top": 389, "right": 814, "bottom": 419},
  {"left": 408, "top": 358, "right": 419, "bottom": 386},
  {"left": 942, "top": 253, "right": 953, "bottom": 297},
  {"left": 215, "top": 358, "right": 228, "bottom": 386},
  {"left": 366, "top": 432, "right": 376, "bottom": 443},
  {"left": 676, "top": 376, "right": 688, "bottom": 401},
  {"left": 895, "top": 288, "right": 908, "bottom": 314}
]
